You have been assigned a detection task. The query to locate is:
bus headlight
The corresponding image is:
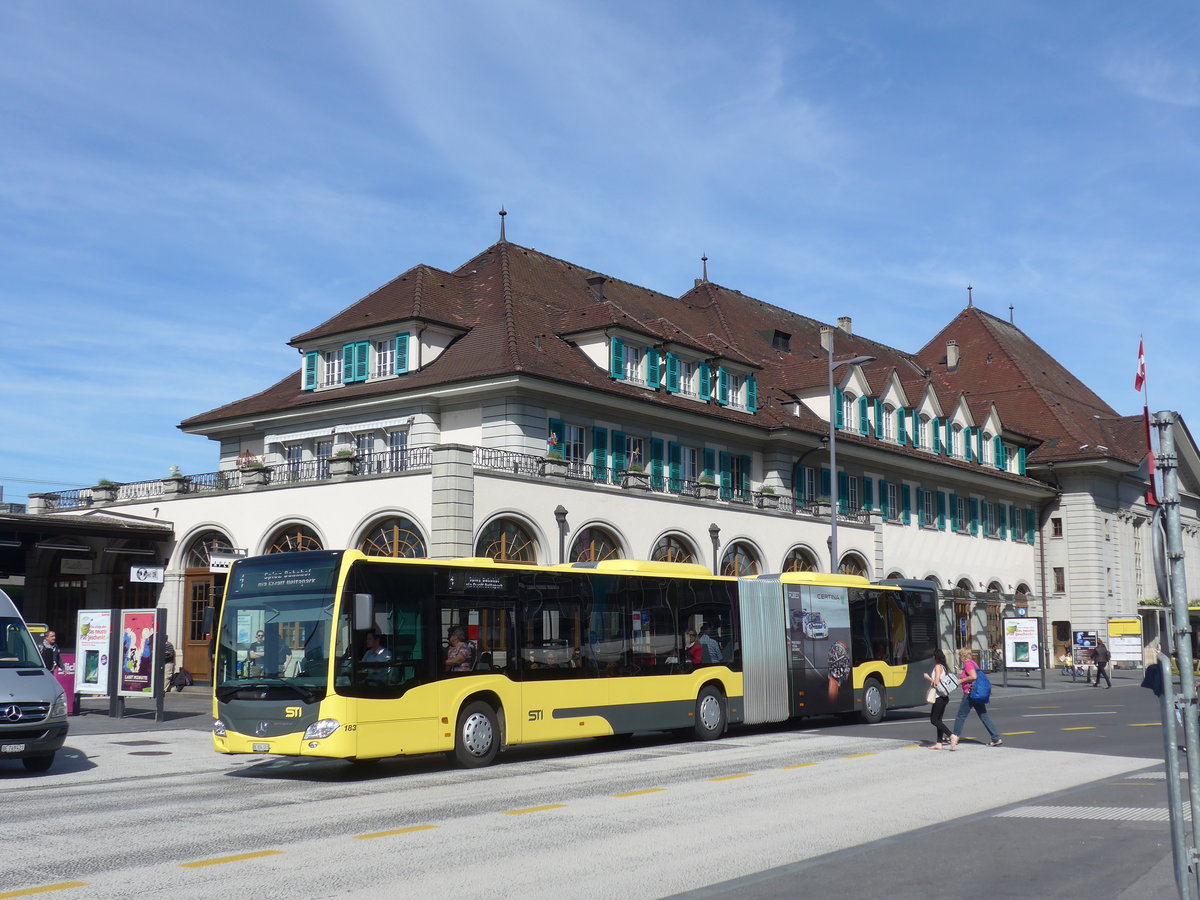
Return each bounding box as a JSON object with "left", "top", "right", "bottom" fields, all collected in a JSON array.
[
  {"left": 50, "top": 692, "right": 68, "bottom": 719},
  {"left": 303, "top": 719, "right": 341, "bottom": 740},
  {"left": 213, "top": 718, "right": 227, "bottom": 737}
]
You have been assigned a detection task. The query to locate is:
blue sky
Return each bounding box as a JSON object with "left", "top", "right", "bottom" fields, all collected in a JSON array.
[{"left": 2, "top": 1, "right": 1197, "bottom": 504}]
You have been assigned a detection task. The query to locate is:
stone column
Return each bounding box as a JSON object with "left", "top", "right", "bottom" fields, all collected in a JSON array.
[{"left": 430, "top": 444, "right": 476, "bottom": 558}]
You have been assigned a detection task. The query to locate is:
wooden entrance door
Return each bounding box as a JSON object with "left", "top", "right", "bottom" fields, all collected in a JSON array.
[{"left": 183, "top": 572, "right": 223, "bottom": 681}]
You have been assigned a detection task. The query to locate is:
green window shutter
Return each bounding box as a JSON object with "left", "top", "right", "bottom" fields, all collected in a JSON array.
[
  {"left": 879, "top": 480, "right": 890, "bottom": 519},
  {"left": 746, "top": 376, "right": 758, "bottom": 412},
  {"left": 910, "top": 412, "right": 919, "bottom": 448},
  {"left": 820, "top": 467, "right": 831, "bottom": 498},
  {"left": 355, "top": 341, "right": 370, "bottom": 381},
  {"left": 874, "top": 399, "right": 883, "bottom": 438},
  {"left": 837, "top": 471, "right": 849, "bottom": 513},
  {"left": 937, "top": 491, "right": 947, "bottom": 530},
  {"left": 719, "top": 451, "right": 733, "bottom": 499},
  {"left": 610, "top": 338, "right": 625, "bottom": 379},
  {"left": 858, "top": 397, "right": 869, "bottom": 434},
  {"left": 994, "top": 436, "right": 1004, "bottom": 470},
  {"left": 548, "top": 418, "right": 564, "bottom": 454},
  {"left": 969, "top": 497, "right": 979, "bottom": 535},
  {"left": 593, "top": 427, "right": 608, "bottom": 482},
  {"left": 395, "top": 332, "right": 410, "bottom": 374},
  {"left": 703, "top": 448, "right": 716, "bottom": 482},
  {"left": 863, "top": 476, "right": 874, "bottom": 511},
  {"left": 611, "top": 431, "right": 626, "bottom": 480},
  {"left": 666, "top": 353, "right": 679, "bottom": 393},
  {"left": 717, "top": 367, "right": 729, "bottom": 406},
  {"left": 963, "top": 428, "right": 973, "bottom": 463},
  {"left": 902, "top": 484, "right": 912, "bottom": 525},
  {"left": 976, "top": 429, "right": 984, "bottom": 464},
  {"left": 916, "top": 487, "right": 925, "bottom": 526},
  {"left": 699, "top": 364, "right": 712, "bottom": 400},
  {"left": 667, "top": 442, "right": 682, "bottom": 491},
  {"left": 302, "top": 351, "right": 318, "bottom": 390},
  {"left": 835, "top": 387, "right": 844, "bottom": 429},
  {"left": 932, "top": 419, "right": 941, "bottom": 453},
  {"left": 1025, "top": 508, "right": 1036, "bottom": 543},
  {"left": 950, "top": 493, "right": 959, "bottom": 531},
  {"left": 998, "top": 503, "right": 1008, "bottom": 539},
  {"left": 341, "top": 343, "right": 355, "bottom": 384},
  {"left": 1018, "top": 446, "right": 1027, "bottom": 475},
  {"left": 650, "top": 438, "right": 665, "bottom": 490},
  {"left": 897, "top": 409, "right": 907, "bottom": 445},
  {"left": 647, "top": 349, "right": 660, "bottom": 388},
  {"left": 740, "top": 454, "right": 751, "bottom": 499}
]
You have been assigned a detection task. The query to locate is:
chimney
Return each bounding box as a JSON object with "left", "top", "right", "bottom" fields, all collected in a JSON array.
[
  {"left": 837, "top": 316, "right": 853, "bottom": 334},
  {"left": 947, "top": 339, "right": 960, "bottom": 371},
  {"left": 820, "top": 325, "right": 834, "bottom": 353},
  {"left": 586, "top": 274, "right": 606, "bottom": 301}
]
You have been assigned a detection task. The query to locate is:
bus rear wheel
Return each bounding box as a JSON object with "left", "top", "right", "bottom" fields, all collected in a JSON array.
[
  {"left": 859, "top": 678, "right": 886, "bottom": 725},
  {"left": 693, "top": 685, "right": 726, "bottom": 740},
  {"left": 454, "top": 700, "right": 500, "bottom": 768}
]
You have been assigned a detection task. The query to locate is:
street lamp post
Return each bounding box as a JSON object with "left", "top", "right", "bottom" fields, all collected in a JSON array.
[{"left": 823, "top": 326, "right": 875, "bottom": 574}]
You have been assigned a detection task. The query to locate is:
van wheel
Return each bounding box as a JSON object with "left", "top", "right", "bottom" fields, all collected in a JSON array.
[
  {"left": 859, "top": 678, "right": 886, "bottom": 725},
  {"left": 693, "top": 686, "right": 726, "bottom": 740},
  {"left": 454, "top": 700, "right": 500, "bottom": 768},
  {"left": 22, "top": 753, "right": 54, "bottom": 773}
]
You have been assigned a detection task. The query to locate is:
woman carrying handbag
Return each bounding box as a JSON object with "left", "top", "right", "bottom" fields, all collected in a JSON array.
[{"left": 922, "top": 648, "right": 954, "bottom": 750}]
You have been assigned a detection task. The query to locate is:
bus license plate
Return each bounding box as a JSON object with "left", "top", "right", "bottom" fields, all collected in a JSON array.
[
  {"left": 2, "top": 743, "right": 26, "bottom": 753},
  {"left": 252, "top": 743, "right": 270, "bottom": 753}
]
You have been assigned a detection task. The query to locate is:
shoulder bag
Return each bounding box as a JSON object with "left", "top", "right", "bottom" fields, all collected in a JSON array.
[
  {"left": 971, "top": 669, "right": 993, "bottom": 703},
  {"left": 938, "top": 669, "right": 960, "bottom": 695}
]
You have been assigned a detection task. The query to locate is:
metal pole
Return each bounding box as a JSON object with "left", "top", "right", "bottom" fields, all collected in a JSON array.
[
  {"left": 1159, "top": 651, "right": 1191, "bottom": 899},
  {"left": 1158, "top": 412, "right": 1200, "bottom": 892},
  {"left": 827, "top": 338, "right": 838, "bottom": 573}
]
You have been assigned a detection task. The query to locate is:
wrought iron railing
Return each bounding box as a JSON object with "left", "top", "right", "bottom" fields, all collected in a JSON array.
[{"left": 473, "top": 447, "right": 542, "bottom": 477}]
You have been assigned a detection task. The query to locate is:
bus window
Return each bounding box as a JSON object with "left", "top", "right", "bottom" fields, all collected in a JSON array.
[
  {"left": 338, "top": 562, "right": 431, "bottom": 697},
  {"left": 585, "top": 574, "right": 628, "bottom": 677},
  {"left": 673, "top": 580, "right": 735, "bottom": 664},
  {"left": 849, "top": 590, "right": 889, "bottom": 666},
  {"left": 901, "top": 589, "right": 938, "bottom": 663}
]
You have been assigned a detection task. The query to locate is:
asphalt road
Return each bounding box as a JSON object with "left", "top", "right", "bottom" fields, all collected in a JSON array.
[{"left": 0, "top": 670, "right": 1189, "bottom": 900}]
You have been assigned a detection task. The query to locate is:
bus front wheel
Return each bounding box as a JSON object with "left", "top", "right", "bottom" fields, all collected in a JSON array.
[
  {"left": 693, "top": 686, "right": 726, "bottom": 740},
  {"left": 859, "top": 678, "right": 886, "bottom": 725},
  {"left": 454, "top": 700, "right": 500, "bottom": 768}
]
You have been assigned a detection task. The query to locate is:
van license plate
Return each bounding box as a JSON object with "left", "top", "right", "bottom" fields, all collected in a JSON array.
[
  {"left": 252, "top": 743, "right": 270, "bottom": 753},
  {"left": 2, "top": 743, "right": 26, "bottom": 753}
]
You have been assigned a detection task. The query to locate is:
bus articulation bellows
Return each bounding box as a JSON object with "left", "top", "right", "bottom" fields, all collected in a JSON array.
[{"left": 211, "top": 551, "right": 938, "bottom": 767}]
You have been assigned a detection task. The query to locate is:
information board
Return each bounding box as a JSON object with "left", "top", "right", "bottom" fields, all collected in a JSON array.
[{"left": 1003, "top": 617, "right": 1041, "bottom": 669}]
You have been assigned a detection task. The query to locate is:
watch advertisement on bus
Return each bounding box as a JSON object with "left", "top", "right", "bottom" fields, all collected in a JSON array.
[
  {"left": 118, "top": 610, "right": 158, "bottom": 696},
  {"left": 74, "top": 609, "right": 113, "bottom": 696},
  {"left": 1002, "top": 617, "right": 1040, "bottom": 669},
  {"left": 787, "top": 585, "right": 852, "bottom": 711}
]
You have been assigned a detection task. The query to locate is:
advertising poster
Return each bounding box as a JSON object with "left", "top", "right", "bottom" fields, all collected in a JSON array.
[
  {"left": 787, "top": 585, "right": 852, "bottom": 714},
  {"left": 1003, "top": 617, "right": 1040, "bottom": 669},
  {"left": 1072, "top": 630, "right": 1098, "bottom": 666},
  {"left": 74, "top": 609, "right": 113, "bottom": 696},
  {"left": 119, "top": 610, "right": 158, "bottom": 696},
  {"left": 1108, "top": 618, "right": 1143, "bottom": 664}
]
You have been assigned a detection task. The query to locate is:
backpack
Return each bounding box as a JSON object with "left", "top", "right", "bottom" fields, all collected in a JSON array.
[
  {"left": 163, "top": 642, "right": 176, "bottom": 663},
  {"left": 971, "top": 670, "right": 993, "bottom": 703}
]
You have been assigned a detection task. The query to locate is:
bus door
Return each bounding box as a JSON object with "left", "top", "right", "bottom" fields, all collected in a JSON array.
[{"left": 785, "top": 585, "right": 853, "bottom": 717}]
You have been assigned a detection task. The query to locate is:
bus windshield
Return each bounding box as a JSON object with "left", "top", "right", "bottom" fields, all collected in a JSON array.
[{"left": 215, "top": 551, "right": 344, "bottom": 703}]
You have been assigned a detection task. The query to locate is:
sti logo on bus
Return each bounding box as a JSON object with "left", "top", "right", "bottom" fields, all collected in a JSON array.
[
  {"left": 285, "top": 707, "right": 303, "bottom": 718},
  {"left": 528, "top": 709, "right": 544, "bottom": 721}
]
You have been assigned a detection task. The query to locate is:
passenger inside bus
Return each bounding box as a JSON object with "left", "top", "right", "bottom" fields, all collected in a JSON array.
[{"left": 445, "top": 626, "right": 476, "bottom": 672}]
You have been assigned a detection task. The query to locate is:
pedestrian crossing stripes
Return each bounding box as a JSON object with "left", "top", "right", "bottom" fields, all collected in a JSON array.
[{"left": 996, "top": 805, "right": 1186, "bottom": 822}]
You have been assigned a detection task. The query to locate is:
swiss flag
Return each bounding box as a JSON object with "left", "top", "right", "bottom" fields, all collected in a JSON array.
[{"left": 1135, "top": 338, "right": 1146, "bottom": 392}]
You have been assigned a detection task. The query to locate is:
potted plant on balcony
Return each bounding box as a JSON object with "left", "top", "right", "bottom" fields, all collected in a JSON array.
[
  {"left": 696, "top": 474, "right": 718, "bottom": 500},
  {"left": 621, "top": 462, "right": 650, "bottom": 491},
  {"left": 162, "top": 465, "right": 191, "bottom": 496},
  {"left": 329, "top": 447, "right": 358, "bottom": 477},
  {"left": 90, "top": 479, "right": 118, "bottom": 503},
  {"left": 239, "top": 456, "right": 269, "bottom": 487},
  {"left": 541, "top": 448, "right": 569, "bottom": 479},
  {"left": 756, "top": 485, "right": 780, "bottom": 510}
]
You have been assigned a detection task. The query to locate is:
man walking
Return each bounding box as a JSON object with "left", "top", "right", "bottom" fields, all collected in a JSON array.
[{"left": 1092, "top": 638, "right": 1112, "bottom": 688}]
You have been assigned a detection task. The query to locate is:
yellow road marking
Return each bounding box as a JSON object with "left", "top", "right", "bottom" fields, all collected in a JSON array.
[
  {"left": 611, "top": 788, "right": 666, "bottom": 798},
  {"left": 1130, "top": 723, "right": 1162, "bottom": 727},
  {"left": 0, "top": 883, "right": 88, "bottom": 898},
  {"left": 1003, "top": 731, "right": 1035, "bottom": 736},
  {"left": 1062, "top": 726, "right": 1095, "bottom": 731},
  {"left": 180, "top": 850, "right": 283, "bottom": 869},
  {"left": 504, "top": 804, "right": 566, "bottom": 815},
  {"left": 843, "top": 752, "right": 876, "bottom": 759},
  {"left": 710, "top": 773, "right": 753, "bottom": 781},
  {"left": 781, "top": 762, "right": 818, "bottom": 769},
  {"left": 355, "top": 825, "right": 437, "bottom": 840}
]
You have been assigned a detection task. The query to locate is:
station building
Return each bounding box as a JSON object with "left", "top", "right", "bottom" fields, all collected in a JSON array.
[{"left": 8, "top": 230, "right": 1198, "bottom": 680}]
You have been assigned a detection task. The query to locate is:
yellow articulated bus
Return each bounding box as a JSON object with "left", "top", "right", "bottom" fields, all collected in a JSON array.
[{"left": 211, "top": 551, "right": 937, "bottom": 767}]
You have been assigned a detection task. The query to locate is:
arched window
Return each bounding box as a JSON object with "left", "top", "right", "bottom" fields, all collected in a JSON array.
[
  {"left": 651, "top": 534, "right": 696, "bottom": 564},
  {"left": 185, "top": 530, "right": 234, "bottom": 569},
  {"left": 923, "top": 574, "right": 943, "bottom": 589},
  {"left": 987, "top": 580, "right": 1003, "bottom": 595},
  {"left": 570, "top": 527, "right": 622, "bottom": 562},
  {"left": 956, "top": 578, "right": 974, "bottom": 594},
  {"left": 782, "top": 547, "right": 819, "bottom": 572},
  {"left": 839, "top": 554, "right": 868, "bottom": 578},
  {"left": 267, "top": 525, "right": 323, "bottom": 554},
  {"left": 721, "top": 542, "right": 760, "bottom": 577},
  {"left": 359, "top": 517, "right": 426, "bottom": 558},
  {"left": 886, "top": 570, "right": 904, "bottom": 580},
  {"left": 477, "top": 518, "right": 536, "bottom": 563}
]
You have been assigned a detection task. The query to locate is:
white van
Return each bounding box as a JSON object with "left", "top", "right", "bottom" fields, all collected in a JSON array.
[{"left": 0, "top": 589, "right": 68, "bottom": 772}]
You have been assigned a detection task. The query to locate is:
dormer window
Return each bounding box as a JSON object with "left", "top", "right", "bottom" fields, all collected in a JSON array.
[
  {"left": 883, "top": 404, "right": 895, "bottom": 441},
  {"left": 676, "top": 358, "right": 695, "bottom": 396},
  {"left": 949, "top": 424, "right": 961, "bottom": 458},
  {"left": 772, "top": 330, "right": 791, "bottom": 352},
  {"left": 324, "top": 350, "right": 343, "bottom": 386},
  {"left": 375, "top": 339, "right": 394, "bottom": 378},
  {"left": 624, "top": 345, "right": 643, "bottom": 383}
]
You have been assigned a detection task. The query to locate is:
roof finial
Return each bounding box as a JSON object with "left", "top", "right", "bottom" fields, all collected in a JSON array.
[
  {"left": 701, "top": 253, "right": 708, "bottom": 283},
  {"left": 1009, "top": 304, "right": 1014, "bottom": 324},
  {"left": 499, "top": 206, "right": 507, "bottom": 242},
  {"left": 967, "top": 283, "right": 974, "bottom": 307}
]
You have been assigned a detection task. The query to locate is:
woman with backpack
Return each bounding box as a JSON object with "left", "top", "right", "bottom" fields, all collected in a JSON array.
[
  {"left": 1092, "top": 639, "right": 1112, "bottom": 688},
  {"left": 922, "top": 648, "right": 955, "bottom": 750},
  {"left": 948, "top": 648, "right": 1003, "bottom": 750}
]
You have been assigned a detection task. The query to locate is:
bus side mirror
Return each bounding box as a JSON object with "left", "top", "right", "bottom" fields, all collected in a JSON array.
[{"left": 353, "top": 594, "right": 374, "bottom": 631}]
